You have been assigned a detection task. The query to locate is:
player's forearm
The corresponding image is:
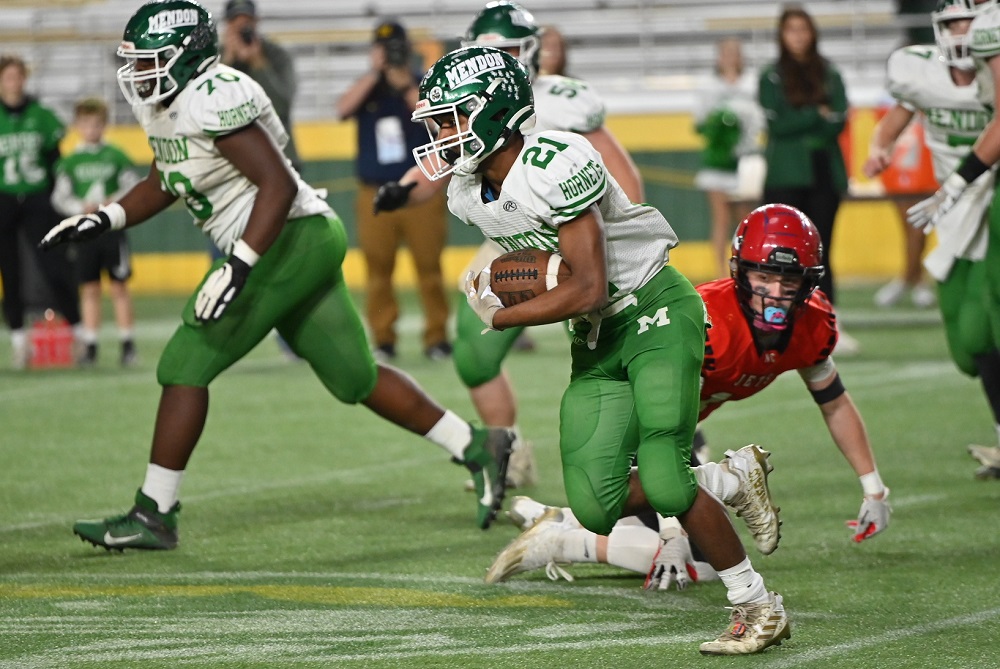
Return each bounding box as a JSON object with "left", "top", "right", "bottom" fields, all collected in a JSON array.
[
  {"left": 240, "top": 175, "right": 296, "bottom": 256},
  {"left": 116, "top": 172, "right": 177, "bottom": 227},
  {"left": 971, "top": 118, "right": 1000, "bottom": 168},
  {"left": 820, "top": 393, "right": 878, "bottom": 478}
]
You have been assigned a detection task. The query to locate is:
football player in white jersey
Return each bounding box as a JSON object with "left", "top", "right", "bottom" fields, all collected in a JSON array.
[
  {"left": 412, "top": 45, "right": 790, "bottom": 656},
  {"left": 39, "top": 0, "right": 517, "bottom": 551},
  {"left": 906, "top": 0, "right": 1000, "bottom": 477},
  {"left": 373, "top": 1, "right": 644, "bottom": 490},
  {"left": 868, "top": 0, "right": 1000, "bottom": 479}
]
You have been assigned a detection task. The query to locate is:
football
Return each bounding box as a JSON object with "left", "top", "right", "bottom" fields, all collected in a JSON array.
[{"left": 482, "top": 248, "right": 571, "bottom": 307}]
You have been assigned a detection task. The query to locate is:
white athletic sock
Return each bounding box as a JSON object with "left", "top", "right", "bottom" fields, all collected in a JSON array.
[
  {"left": 717, "top": 556, "right": 769, "bottom": 605},
  {"left": 694, "top": 461, "right": 741, "bottom": 504},
  {"left": 424, "top": 410, "right": 473, "bottom": 459},
  {"left": 560, "top": 506, "right": 582, "bottom": 529},
  {"left": 119, "top": 328, "right": 134, "bottom": 342},
  {"left": 605, "top": 524, "right": 661, "bottom": 573},
  {"left": 141, "top": 463, "right": 184, "bottom": 513},
  {"left": 995, "top": 423, "right": 1000, "bottom": 446},
  {"left": 11, "top": 329, "right": 26, "bottom": 348},
  {"left": 558, "top": 528, "right": 598, "bottom": 564},
  {"left": 80, "top": 328, "right": 98, "bottom": 345}
]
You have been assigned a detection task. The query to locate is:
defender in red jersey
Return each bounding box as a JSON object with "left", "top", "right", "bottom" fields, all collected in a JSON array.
[{"left": 485, "top": 205, "right": 892, "bottom": 599}]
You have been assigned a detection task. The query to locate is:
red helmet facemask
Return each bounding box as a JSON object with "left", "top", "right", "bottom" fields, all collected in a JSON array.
[{"left": 730, "top": 204, "right": 826, "bottom": 335}]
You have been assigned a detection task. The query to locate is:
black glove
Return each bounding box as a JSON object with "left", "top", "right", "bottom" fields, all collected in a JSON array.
[
  {"left": 194, "top": 255, "right": 252, "bottom": 322},
  {"left": 373, "top": 181, "right": 417, "bottom": 214},
  {"left": 39, "top": 212, "right": 112, "bottom": 250}
]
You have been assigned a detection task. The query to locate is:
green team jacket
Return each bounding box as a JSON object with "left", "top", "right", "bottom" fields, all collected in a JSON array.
[
  {"left": 758, "top": 61, "right": 849, "bottom": 194},
  {"left": 0, "top": 98, "right": 65, "bottom": 196}
]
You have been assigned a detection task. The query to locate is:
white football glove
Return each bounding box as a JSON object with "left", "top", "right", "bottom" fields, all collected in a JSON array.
[
  {"left": 194, "top": 256, "right": 252, "bottom": 322},
  {"left": 39, "top": 212, "right": 112, "bottom": 250},
  {"left": 464, "top": 267, "right": 504, "bottom": 331},
  {"left": 906, "top": 173, "right": 967, "bottom": 234},
  {"left": 643, "top": 531, "right": 695, "bottom": 591},
  {"left": 846, "top": 487, "right": 891, "bottom": 543}
]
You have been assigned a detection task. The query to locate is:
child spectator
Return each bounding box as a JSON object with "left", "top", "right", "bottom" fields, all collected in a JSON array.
[{"left": 51, "top": 97, "right": 140, "bottom": 366}]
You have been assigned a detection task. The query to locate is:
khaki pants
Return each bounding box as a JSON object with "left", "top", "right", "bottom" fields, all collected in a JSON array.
[{"left": 355, "top": 182, "right": 450, "bottom": 349}]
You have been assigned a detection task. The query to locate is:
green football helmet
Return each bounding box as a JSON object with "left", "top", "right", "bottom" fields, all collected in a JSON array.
[
  {"left": 462, "top": 1, "right": 541, "bottom": 80},
  {"left": 933, "top": 0, "right": 979, "bottom": 69},
  {"left": 412, "top": 46, "right": 535, "bottom": 180},
  {"left": 117, "top": 0, "right": 219, "bottom": 106}
]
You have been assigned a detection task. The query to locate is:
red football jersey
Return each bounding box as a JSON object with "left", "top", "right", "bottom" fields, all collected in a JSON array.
[{"left": 697, "top": 278, "right": 838, "bottom": 420}]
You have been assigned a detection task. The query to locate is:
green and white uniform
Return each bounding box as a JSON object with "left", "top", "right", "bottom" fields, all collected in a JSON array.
[
  {"left": 135, "top": 62, "right": 375, "bottom": 399},
  {"left": 887, "top": 43, "right": 995, "bottom": 376},
  {"left": 454, "top": 74, "right": 609, "bottom": 388},
  {"left": 450, "top": 131, "right": 705, "bottom": 533},
  {"left": 0, "top": 98, "right": 63, "bottom": 197},
  {"left": 969, "top": 7, "right": 1000, "bottom": 349}
]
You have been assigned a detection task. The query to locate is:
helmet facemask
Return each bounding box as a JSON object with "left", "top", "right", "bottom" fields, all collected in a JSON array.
[
  {"left": 413, "top": 92, "right": 493, "bottom": 180},
  {"left": 117, "top": 43, "right": 184, "bottom": 105},
  {"left": 412, "top": 49, "right": 536, "bottom": 181},
  {"left": 732, "top": 260, "right": 820, "bottom": 334},
  {"left": 730, "top": 204, "right": 826, "bottom": 340},
  {"left": 117, "top": 3, "right": 219, "bottom": 107},
  {"left": 933, "top": 1, "right": 978, "bottom": 70}
]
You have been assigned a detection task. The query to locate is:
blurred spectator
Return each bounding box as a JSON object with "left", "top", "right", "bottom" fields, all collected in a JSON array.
[
  {"left": 0, "top": 54, "right": 80, "bottom": 369},
  {"left": 758, "top": 6, "right": 858, "bottom": 354},
  {"left": 693, "top": 37, "right": 765, "bottom": 278},
  {"left": 539, "top": 25, "right": 569, "bottom": 76},
  {"left": 220, "top": 0, "right": 300, "bottom": 170},
  {"left": 51, "top": 97, "right": 141, "bottom": 367},
  {"left": 335, "top": 20, "right": 451, "bottom": 361}
]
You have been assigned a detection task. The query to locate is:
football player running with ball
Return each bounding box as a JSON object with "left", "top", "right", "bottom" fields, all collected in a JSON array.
[
  {"left": 484, "top": 205, "right": 892, "bottom": 592},
  {"left": 903, "top": 0, "right": 1000, "bottom": 479},
  {"left": 374, "top": 1, "right": 644, "bottom": 489},
  {"left": 40, "top": 0, "right": 515, "bottom": 550},
  {"left": 412, "top": 45, "right": 789, "bottom": 655}
]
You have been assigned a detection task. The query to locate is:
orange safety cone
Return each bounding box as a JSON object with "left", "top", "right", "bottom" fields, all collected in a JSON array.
[{"left": 29, "top": 309, "right": 76, "bottom": 369}]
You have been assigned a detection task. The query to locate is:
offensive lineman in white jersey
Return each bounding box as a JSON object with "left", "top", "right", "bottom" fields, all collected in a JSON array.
[
  {"left": 373, "top": 1, "right": 644, "bottom": 489},
  {"left": 866, "top": 0, "right": 1000, "bottom": 480},
  {"left": 906, "top": 0, "right": 1000, "bottom": 477},
  {"left": 412, "top": 45, "right": 790, "bottom": 656},
  {"left": 39, "top": 0, "right": 518, "bottom": 551}
]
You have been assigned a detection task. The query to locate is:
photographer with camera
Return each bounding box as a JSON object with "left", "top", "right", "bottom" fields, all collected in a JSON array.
[
  {"left": 335, "top": 20, "right": 451, "bottom": 362},
  {"left": 220, "top": 0, "right": 300, "bottom": 169}
]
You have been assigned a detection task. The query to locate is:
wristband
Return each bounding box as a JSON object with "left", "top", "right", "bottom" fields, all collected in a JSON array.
[
  {"left": 860, "top": 470, "right": 885, "bottom": 497},
  {"left": 957, "top": 152, "right": 989, "bottom": 185},
  {"left": 232, "top": 239, "right": 261, "bottom": 267},
  {"left": 99, "top": 202, "right": 127, "bottom": 231}
]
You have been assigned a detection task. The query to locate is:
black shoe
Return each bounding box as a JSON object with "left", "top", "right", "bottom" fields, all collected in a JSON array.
[
  {"left": 374, "top": 343, "right": 396, "bottom": 362},
  {"left": 79, "top": 343, "right": 98, "bottom": 367},
  {"left": 120, "top": 340, "right": 137, "bottom": 367},
  {"left": 425, "top": 341, "right": 452, "bottom": 361}
]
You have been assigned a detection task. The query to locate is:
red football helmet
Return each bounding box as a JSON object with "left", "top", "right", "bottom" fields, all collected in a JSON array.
[{"left": 730, "top": 203, "right": 826, "bottom": 332}]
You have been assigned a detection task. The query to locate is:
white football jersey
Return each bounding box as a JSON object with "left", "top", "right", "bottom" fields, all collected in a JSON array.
[
  {"left": 887, "top": 44, "right": 990, "bottom": 180},
  {"left": 132, "top": 63, "right": 331, "bottom": 253},
  {"left": 970, "top": 6, "right": 1000, "bottom": 112},
  {"left": 448, "top": 131, "right": 677, "bottom": 303},
  {"left": 890, "top": 43, "right": 992, "bottom": 279},
  {"left": 531, "top": 74, "right": 605, "bottom": 134}
]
